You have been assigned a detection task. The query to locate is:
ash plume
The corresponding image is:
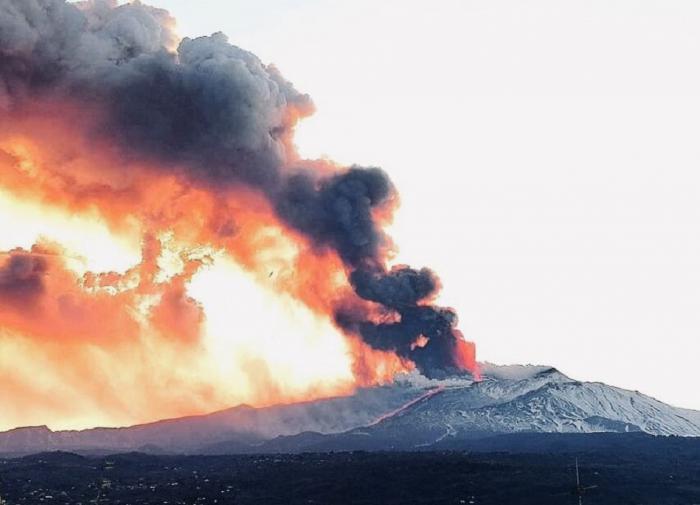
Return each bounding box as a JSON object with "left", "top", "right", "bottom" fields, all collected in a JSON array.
[
  {"left": 0, "top": 0, "right": 311, "bottom": 187},
  {"left": 0, "top": 0, "right": 478, "bottom": 378},
  {"left": 340, "top": 266, "right": 468, "bottom": 377},
  {"left": 275, "top": 167, "right": 394, "bottom": 266}
]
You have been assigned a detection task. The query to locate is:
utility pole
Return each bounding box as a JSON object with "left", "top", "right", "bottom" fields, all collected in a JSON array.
[
  {"left": 574, "top": 458, "right": 598, "bottom": 505},
  {"left": 576, "top": 459, "right": 583, "bottom": 505}
]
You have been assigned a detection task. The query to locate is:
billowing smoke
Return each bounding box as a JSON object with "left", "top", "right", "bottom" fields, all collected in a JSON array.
[
  {"left": 0, "top": 0, "right": 310, "bottom": 187},
  {"left": 276, "top": 167, "right": 393, "bottom": 266},
  {"left": 276, "top": 168, "right": 471, "bottom": 377},
  {"left": 342, "top": 267, "right": 470, "bottom": 377},
  {"left": 0, "top": 0, "right": 478, "bottom": 379}
]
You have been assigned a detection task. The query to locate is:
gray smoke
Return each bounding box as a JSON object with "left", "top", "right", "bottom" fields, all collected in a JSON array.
[
  {"left": 0, "top": 0, "right": 311, "bottom": 187},
  {"left": 351, "top": 267, "right": 439, "bottom": 308},
  {"left": 0, "top": 0, "right": 474, "bottom": 377},
  {"left": 275, "top": 167, "right": 394, "bottom": 266},
  {"left": 340, "top": 266, "right": 467, "bottom": 377}
]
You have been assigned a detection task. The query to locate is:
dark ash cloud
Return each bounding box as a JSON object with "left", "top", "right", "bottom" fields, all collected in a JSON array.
[
  {"left": 340, "top": 266, "right": 465, "bottom": 378},
  {"left": 0, "top": 0, "right": 475, "bottom": 378},
  {"left": 276, "top": 167, "right": 394, "bottom": 266},
  {"left": 350, "top": 266, "right": 439, "bottom": 308},
  {"left": 0, "top": 0, "right": 312, "bottom": 187}
]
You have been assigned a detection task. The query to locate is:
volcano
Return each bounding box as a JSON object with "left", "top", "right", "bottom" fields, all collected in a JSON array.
[{"left": 1, "top": 364, "right": 698, "bottom": 456}]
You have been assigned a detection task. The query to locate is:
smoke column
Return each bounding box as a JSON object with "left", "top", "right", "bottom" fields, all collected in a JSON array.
[{"left": 0, "top": 0, "right": 478, "bottom": 427}]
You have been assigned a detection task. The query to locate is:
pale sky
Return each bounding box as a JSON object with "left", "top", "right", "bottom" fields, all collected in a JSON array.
[{"left": 147, "top": 0, "right": 700, "bottom": 410}]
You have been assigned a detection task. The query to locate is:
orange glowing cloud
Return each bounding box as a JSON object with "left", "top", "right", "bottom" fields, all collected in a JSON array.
[{"left": 0, "top": 0, "right": 479, "bottom": 431}]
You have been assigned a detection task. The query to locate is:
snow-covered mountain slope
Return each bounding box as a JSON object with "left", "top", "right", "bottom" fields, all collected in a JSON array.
[
  {"left": 342, "top": 365, "right": 700, "bottom": 449},
  {"left": 1, "top": 364, "right": 698, "bottom": 455},
  {"left": 679, "top": 408, "right": 700, "bottom": 427},
  {"left": 0, "top": 385, "right": 427, "bottom": 454}
]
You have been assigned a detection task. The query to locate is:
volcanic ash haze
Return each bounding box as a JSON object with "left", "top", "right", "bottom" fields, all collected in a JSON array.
[{"left": 0, "top": 0, "right": 479, "bottom": 430}]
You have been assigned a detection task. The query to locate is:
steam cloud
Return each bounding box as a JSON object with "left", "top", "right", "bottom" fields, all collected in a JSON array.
[{"left": 0, "top": 0, "right": 476, "bottom": 378}]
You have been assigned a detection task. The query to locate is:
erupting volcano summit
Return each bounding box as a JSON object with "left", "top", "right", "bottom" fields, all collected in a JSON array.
[{"left": 0, "top": 0, "right": 478, "bottom": 431}]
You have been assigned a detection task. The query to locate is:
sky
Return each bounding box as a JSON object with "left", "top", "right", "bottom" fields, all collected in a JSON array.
[{"left": 127, "top": 0, "right": 700, "bottom": 410}]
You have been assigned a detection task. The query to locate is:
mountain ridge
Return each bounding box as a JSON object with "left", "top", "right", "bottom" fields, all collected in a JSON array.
[{"left": 2, "top": 364, "right": 698, "bottom": 455}]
